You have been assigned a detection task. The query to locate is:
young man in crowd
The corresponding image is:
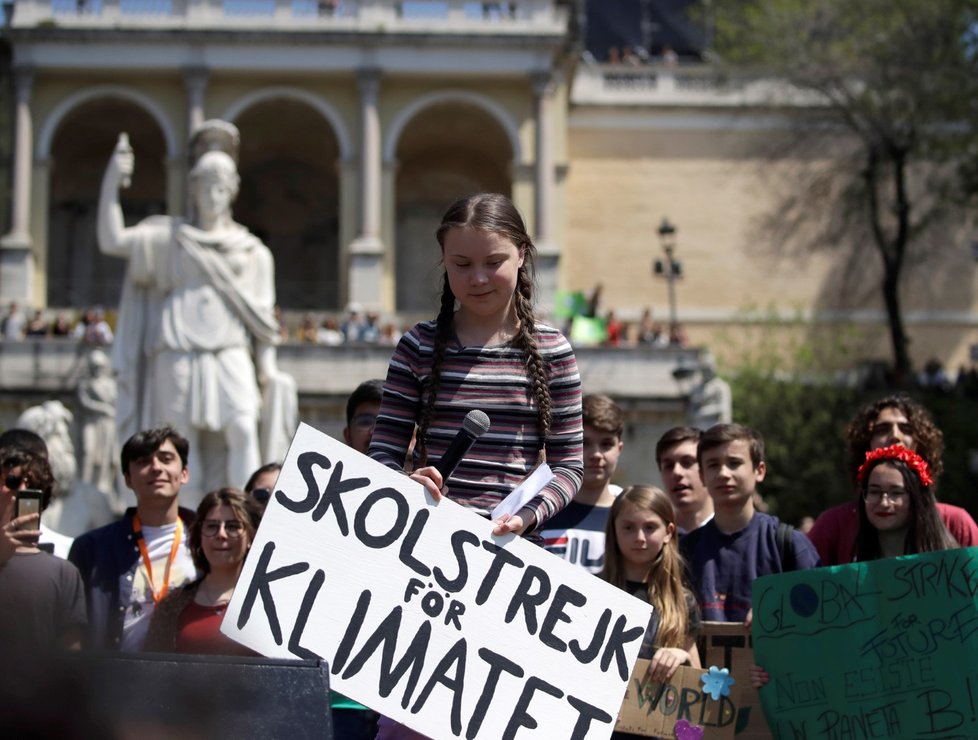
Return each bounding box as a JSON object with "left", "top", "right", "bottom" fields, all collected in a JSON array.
[
  {"left": 656, "top": 426, "right": 713, "bottom": 535},
  {"left": 333, "top": 379, "right": 386, "bottom": 740},
  {"left": 0, "top": 446, "right": 87, "bottom": 692},
  {"left": 343, "top": 379, "right": 384, "bottom": 454},
  {"left": 807, "top": 394, "right": 978, "bottom": 564},
  {"left": 681, "top": 423, "right": 820, "bottom": 622},
  {"left": 541, "top": 394, "right": 624, "bottom": 573},
  {"left": 68, "top": 426, "right": 198, "bottom": 650}
]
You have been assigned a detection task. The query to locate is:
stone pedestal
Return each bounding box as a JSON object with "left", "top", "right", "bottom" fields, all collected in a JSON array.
[{"left": 0, "top": 234, "right": 34, "bottom": 303}]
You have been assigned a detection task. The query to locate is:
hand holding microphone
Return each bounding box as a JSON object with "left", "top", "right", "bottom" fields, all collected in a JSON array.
[{"left": 410, "top": 410, "right": 490, "bottom": 501}]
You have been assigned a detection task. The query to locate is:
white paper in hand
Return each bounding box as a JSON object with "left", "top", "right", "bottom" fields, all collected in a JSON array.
[{"left": 489, "top": 463, "right": 555, "bottom": 520}]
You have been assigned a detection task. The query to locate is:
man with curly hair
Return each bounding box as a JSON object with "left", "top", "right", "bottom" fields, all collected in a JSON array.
[{"left": 807, "top": 394, "right": 978, "bottom": 564}]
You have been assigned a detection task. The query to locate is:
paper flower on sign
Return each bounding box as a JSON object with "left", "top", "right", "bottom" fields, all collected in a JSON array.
[
  {"left": 674, "top": 719, "right": 705, "bottom": 740},
  {"left": 701, "top": 666, "right": 735, "bottom": 701}
]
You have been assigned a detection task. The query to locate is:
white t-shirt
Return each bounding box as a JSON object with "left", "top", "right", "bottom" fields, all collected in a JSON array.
[{"left": 121, "top": 521, "right": 197, "bottom": 651}]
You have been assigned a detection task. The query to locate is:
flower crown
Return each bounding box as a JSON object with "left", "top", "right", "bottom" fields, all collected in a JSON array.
[{"left": 857, "top": 444, "right": 933, "bottom": 488}]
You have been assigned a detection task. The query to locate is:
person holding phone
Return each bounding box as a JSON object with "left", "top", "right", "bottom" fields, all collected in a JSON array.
[{"left": 0, "top": 447, "right": 87, "bottom": 697}]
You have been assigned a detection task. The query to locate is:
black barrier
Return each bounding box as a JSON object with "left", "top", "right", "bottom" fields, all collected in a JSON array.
[{"left": 0, "top": 652, "right": 333, "bottom": 740}]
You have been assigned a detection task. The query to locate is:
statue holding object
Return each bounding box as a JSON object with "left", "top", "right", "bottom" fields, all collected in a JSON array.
[{"left": 97, "top": 120, "right": 297, "bottom": 506}]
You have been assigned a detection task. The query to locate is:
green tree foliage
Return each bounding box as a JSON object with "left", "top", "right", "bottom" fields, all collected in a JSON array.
[
  {"left": 708, "top": 0, "right": 978, "bottom": 379},
  {"left": 721, "top": 305, "right": 978, "bottom": 526}
]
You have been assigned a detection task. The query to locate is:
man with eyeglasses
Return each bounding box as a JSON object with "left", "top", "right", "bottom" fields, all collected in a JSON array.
[
  {"left": 807, "top": 394, "right": 978, "bottom": 564},
  {"left": 333, "top": 379, "right": 385, "bottom": 739},
  {"left": 68, "top": 426, "right": 198, "bottom": 650},
  {"left": 343, "top": 379, "right": 383, "bottom": 454}
]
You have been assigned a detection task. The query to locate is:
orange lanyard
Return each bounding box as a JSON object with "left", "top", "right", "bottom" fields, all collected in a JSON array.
[{"left": 132, "top": 514, "right": 183, "bottom": 605}]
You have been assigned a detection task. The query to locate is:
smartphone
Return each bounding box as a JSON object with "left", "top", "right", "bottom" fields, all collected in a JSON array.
[{"left": 15, "top": 489, "right": 43, "bottom": 530}]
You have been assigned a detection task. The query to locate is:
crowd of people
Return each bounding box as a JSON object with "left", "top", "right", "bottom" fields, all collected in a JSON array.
[
  {"left": 1, "top": 302, "right": 115, "bottom": 343},
  {"left": 1, "top": 192, "right": 975, "bottom": 739}
]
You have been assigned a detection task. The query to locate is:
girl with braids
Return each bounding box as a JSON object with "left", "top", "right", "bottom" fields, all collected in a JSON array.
[
  {"left": 602, "top": 486, "right": 701, "bottom": 740},
  {"left": 369, "top": 193, "right": 583, "bottom": 538}
]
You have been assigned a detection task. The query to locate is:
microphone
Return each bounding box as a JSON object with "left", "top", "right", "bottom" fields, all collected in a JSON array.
[{"left": 434, "top": 409, "right": 491, "bottom": 481}]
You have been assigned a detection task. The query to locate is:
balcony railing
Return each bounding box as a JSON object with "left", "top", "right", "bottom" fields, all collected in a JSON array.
[
  {"left": 10, "top": 0, "right": 567, "bottom": 32},
  {"left": 571, "top": 62, "right": 823, "bottom": 108},
  {"left": 0, "top": 338, "right": 701, "bottom": 400}
]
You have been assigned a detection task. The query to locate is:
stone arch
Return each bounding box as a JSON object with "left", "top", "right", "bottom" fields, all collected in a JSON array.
[
  {"left": 225, "top": 91, "right": 343, "bottom": 310},
  {"left": 38, "top": 85, "right": 178, "bottom": 160},
  {"left": 391, "top": 94, "right": 516, "bottom": 313},
  {"left": 45, "top": 93, "right": 169, "bottom": 308},
  {"left": 222, "top": 87, "right": 353, "bottom": 161},
  {"left": 384, "top": 89, "right": 522, "bottom": 163}
]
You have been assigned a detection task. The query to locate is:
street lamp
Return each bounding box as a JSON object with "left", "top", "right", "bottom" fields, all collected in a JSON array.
[{"left": 653, "top": 217, "right": 682, "bottom": 334}]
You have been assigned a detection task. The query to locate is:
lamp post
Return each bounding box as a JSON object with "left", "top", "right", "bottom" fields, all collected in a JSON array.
[{"left": 654, "top": 217, "right": 682, "bottom": 335}]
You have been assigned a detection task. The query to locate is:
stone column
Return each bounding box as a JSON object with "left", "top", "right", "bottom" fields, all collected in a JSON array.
[
  {"left": 0, "top": 67, "right": 36, "bottom": 303},
  {"left": 184, "top": 66, "right": 209, "bottom": 138},
  {"left": 531, "top": 70, "right": 558, "bottom": 315},
  {"left": 347, "top": 68, "right": 384, "bottom": 310}
]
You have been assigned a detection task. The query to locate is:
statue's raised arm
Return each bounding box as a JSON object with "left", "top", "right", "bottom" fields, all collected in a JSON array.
[{"left": 97, "top": 133, "right": 136, "bottom": 258}]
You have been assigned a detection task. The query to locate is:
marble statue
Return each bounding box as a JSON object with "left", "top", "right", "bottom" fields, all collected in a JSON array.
[
  {"left": 97, "top": 120, "right": 298, "bottom": 506},
  {"left": 688, "top": 353, "right": 733, "bottom": 430},
  {"left": 77, "top": 347, "right": 120, "bottom": 498},
  {"left": 16, "top": 400, "right": 116, "bottom": 537}
]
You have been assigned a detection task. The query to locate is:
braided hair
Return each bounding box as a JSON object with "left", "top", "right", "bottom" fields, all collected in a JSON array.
[{"left": 416, "top": 193, "right": 552, "bottom": 466}]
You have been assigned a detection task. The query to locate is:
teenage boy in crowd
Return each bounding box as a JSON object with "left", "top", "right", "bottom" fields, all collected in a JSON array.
[
  {"left": 681, "top": 424, "right": 819, "bottom": 622},
  {"left": 69, "top": 426, "right": 198, "bottom": 650},
  {"left": 332, "top": 379, "right": 385, "bottom": 740},
  {"left": 656, "top": 426, "right": 713, "bottom": 535},
  {"left": 808, "top": 394, "right": 978, "bottom": 564},
  {"left": 542, "top": 394, "right": 624, "bottom": 573},
  {"left": 343, "top": 379, "right": 384, "bottom": 454}
]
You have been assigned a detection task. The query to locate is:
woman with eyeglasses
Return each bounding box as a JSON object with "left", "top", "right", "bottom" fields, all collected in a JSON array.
[
  {"left": 852, "top": 444, "right": 958, "bottom": 561},
  {"left": 143, "top": 487, "right": 261, "bottom": 655}
]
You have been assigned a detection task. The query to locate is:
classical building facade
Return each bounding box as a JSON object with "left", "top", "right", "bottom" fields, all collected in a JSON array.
[{"left": 2, "top": 0, "right": 977, "bottom": 367}]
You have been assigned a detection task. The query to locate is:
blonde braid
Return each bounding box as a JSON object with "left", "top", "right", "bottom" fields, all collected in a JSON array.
[{"left": 417, "top": 273, "right": 456, "bottom": 467}]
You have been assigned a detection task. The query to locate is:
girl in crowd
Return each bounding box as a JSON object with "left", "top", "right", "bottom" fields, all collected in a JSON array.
[
  {"left": 603, "top": 485, "right": 701, "bottom": 740},
  {"left": 852, "top": 444, "right": 958, "bottom": 561},
  {"left": 369, "top": 193, "right": 583, "bottom": 538},
  {"left": 751, "top": 444, "right": 957, "bottom": 688},
  {"left": 144, "top": 488, "right": 261, "bottom": 655}
]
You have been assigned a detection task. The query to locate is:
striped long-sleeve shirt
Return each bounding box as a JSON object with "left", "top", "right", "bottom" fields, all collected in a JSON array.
[{"left": 368, "top": 320, "right": 584, "bottom": 528}]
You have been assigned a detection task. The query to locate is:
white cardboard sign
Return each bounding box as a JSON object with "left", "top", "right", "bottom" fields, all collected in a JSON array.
[{"left": 223, "top": 423, "right": 652, "bottom": 739}]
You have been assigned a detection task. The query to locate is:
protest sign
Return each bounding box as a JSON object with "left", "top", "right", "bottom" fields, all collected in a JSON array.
[
  {"left": 222, "top": 423, "right": 653, "bottom": 739},
  {"left": 752, "top": 548, "right": 978, "bottom": 739},
  {"left": 616, "top": 661, "right": 739, "bottom": 739},
  {"left": 697, "top": 623, "right": 769, "bottom": 739}
]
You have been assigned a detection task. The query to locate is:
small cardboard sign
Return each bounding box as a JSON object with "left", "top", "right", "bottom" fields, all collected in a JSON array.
[
  {"left": 221, "top": 423, "right": 653, "bottom": 739},
  {"left": 616, "top": 661, "right": 739, "bottom": 739},
  {"left": 697, "top": 622, "right": 769, "bottom": 738}
]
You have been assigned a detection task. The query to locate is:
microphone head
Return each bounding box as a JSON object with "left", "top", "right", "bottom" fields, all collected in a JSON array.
[{"left": 462, "top": 409, "right": 491, "bottom": 438}]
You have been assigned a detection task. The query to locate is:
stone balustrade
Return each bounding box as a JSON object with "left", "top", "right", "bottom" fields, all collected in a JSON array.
[
  {"left": 9, "top": 0, "right": 567, "bottom": 32},
  {"left": 0, "top": 338, "right": 700, "bottom": 399}
]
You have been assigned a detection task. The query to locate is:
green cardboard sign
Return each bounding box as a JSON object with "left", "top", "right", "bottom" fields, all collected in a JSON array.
[
  {"left": 752, "top": 548, "right": 978, "bottom": 739},
  {"left": 570, "top": 315, "right": 607, "bottom": 346},
  {"left": 553, "top": 290, "right": 589, "bottom": 319}
]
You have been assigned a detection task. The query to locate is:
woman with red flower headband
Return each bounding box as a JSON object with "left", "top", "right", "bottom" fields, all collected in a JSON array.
[{"left": 854, "top": 444, "right": 958, "bottom": 561}]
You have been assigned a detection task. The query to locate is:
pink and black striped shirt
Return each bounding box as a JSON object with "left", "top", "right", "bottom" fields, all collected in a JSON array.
[{"left": 368, "top": 320, "right": 584, "bottom": 528}]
